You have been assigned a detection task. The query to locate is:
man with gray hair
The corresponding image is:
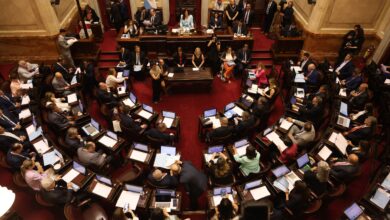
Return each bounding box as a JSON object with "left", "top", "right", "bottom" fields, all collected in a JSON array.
[
  {"left": 17, "top": 60, "right": 39, "bottom": 82},
  {"left": 40, "top": 176, "right": 75, "bottom": 205},
  {"left": 286, "top": 117, "right": 315, "bottom": 149},
  {"left": 303, "top": 160, "right": 330, "bottom": 195},
  {"left": 147, "top": 168, "right": 178, "bottom": 188}
]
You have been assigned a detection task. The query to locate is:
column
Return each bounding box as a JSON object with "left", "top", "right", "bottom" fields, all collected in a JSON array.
[
  {"left": 33, "top": 0, "right": 60, "bottom": 35},
  {"left": 162, "top": 0, "right": 170, "bottom": 24},
  {"left": 201, "top": 0, "right": 210, "bottom": 27},
  {"left": 305, "top": 0, "right": 331, "bottom": 33}
]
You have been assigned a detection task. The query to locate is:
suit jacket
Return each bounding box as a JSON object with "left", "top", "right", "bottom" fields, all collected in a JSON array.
[
  {"left": 41, "top": 188, "right": 74, "bottom": 205},
  {"left": 77, "top": 148, "right": 105, "bottom": 167},
  {"left": 303, "top": 170, "right": 327, "bottom": 196},
  {"left": 119, "top": 113, "right": 142, "bottom": 132},
  {"left": 349, "top": 90, "right": 368, "bottom": 110},
  {"left": 289, "top": 120, "right": 316, "bottom": 147},
  {"left": 286, "top": 188, "right": 309, "bottom": 214},
  {"left": 209, "top": 16, "right": 223, "bottom": 28},
  {"left": 173, "top": 52, "right": 187, "bottom": 67},
  {"left": 53, "top": 62, "right": 71, "bottom": 82},
  {"left": 330, "top": 162, "right": 359, "bottom": 182},
  {"left": 300, "top": 58, "right": 313, "bottom": 74},
  {"left": 299, "top": 104, "right": 324, "bottom": 128},
  {"left": 65, "top": 134, "right": 84, "bottom": 151},
  {"left": 7, "top": 149, "right": 29, "bottom": 170},
  {"left": 336, "top": 61, "right": 355, "bottom": 80},
  {"left": 147, "top": 172, "right": 178, "bottom": 188},
  {"left": 119, "top": 48, "right": 131, "bottom": 64},
  {"left": 265, "top": 1, "right": 277, "bottom": 18},
  {"left": 47, "top": 111, "right": 70, "bottom": 130},
  {"left": 345, "top": 76, "right": 363, "bottom": 92},
  {"left": 52, "top": 77, "right": 69, "bottom": 92},
  {"left": 144, "top": 128, "right": 173, "bottom": 143},
  {"left": 235, "top": 116, "right": 256, "bottom": 134},
  {"left": 305, "top": 69, "right": 319, "bottom": 85},
  {"left": 148, "top": 14, "right": 162, "bottom": 27},
  {"left": 241, "top": 9, "right": 254, "bottom": 26},
  {"left": 233, "top": 24, "right": 248, "bottom": 35},
  {"left": 96, "top": 89, "right": 117, "bottom": 106},
  {"left": 252, "top": 102, "right": 271, "bottom": 120},
  {"left": 0, "top": 109, "right": 19, "bottom": 132},
  {"left": 207, "top": 126, "right": 233, "bottom": 140},
  {"left": 179, "top": 161, "right": 207, "bottom": 197},
  {"left": 0, "top": 93, "right": 16, "bottom": 111},
  {"left": 237, "top": 49, "right": 252, "bottom": 63},
  {"left": 0, "top": 133, "right": 21, "bottom": 151},
  {"left": 346, "top": 126, "right": 372, "bottom": 145},
  {"left": 130, "top": 52, "right": 147, "bottom": 67}
]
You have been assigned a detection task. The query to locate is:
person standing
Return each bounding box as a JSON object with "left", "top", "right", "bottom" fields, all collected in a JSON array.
[
  {"left": 281, "top": 1, "right": 294, "bottom": 28},
  {"left": 263, "top": 0, "right": 277, "bottom": 34},
  {"left": 150, "top": 62, "right": 162, "bottom": 103},
  {"left": 57, "top": 29, "right": 75, "bottom": 68},
  {"left": 110, "top": 0, "right": 123, "bottom": 33},
  {"left": 225, "top": 0, "right": 239, "bottom": 27}
]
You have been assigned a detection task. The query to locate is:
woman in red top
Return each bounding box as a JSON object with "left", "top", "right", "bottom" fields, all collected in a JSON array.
[
  {"left": 279, "top": 137, "right": 298, "bottom": 164},
  {"left": 255, "top": 62, "right": 268, "bottom": 87}
]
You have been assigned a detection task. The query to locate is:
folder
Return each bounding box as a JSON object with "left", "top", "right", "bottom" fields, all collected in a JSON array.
[
  {"left": 98, "top": 135, "right": 117, "bottom": 148},
  {"left": 130, "top": 150, "right": 148, "bottom": 162},
  {"left": 33, "top": 139, "right": 51, "bottom": 154},
  {"left": 279, "top": 119, "right": 293, "bottom": 130},
  {"left": 266, "top": 131, "right": 287, "bottom": 152},
  {"left": 19, "top": 109, "right": 32, "bottom": 119},
  {"left": 250, "top": 186, "right": 271, "bottom": 200},
  {"left": 334, "top": 133, "right": 348, "bottom": 154}
]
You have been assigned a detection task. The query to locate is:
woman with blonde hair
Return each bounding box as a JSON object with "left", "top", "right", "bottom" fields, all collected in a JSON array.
[
  {"left": 65, "top": 126, "right": 85, "bottom": 152},
  {"left": 255, "top": 62, "right": 268, "bottom": 87},
  {"left": 105, "top": 68, "right": 127, "bottom": 89},
  {"left": 264, "top": 78, "right": 278, "bottom": 102},
  {"left": 21, "top": 159, "right": 56, "bottom": 191},
  {"left": 44, "top": 91, "right": 70, "bottom": 112},
  {"left": 192, "top": 47, "right": 205, "bottom": 69},
  {"left": 303, "top": 160, "right": 330, "bottom": 195},
  {"left": 150, "top": 62, "right": 162, "bottom": 103},
  {"left": 221, "top": 46, "right": 236, "bottom": 83}
]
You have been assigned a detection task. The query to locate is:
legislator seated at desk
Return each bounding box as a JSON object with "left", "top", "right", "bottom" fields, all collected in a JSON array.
[
  {"left": 148, "top": 168, "right": 179, "bottom": 188},
  {"left": 297, "top": 52, "right": 314, "bottom": 74},
  {"left": 233, "top": 145, "right": 260, "bottom": 176},
  {"left": 17, "top": 60, "right": 39, "bottom": 83},
  {"left": 304, "top": 63, "right": 320, "bottom": 86},
  {"left": 144, "top": 123, "right": 175, "bottom": 144},
  {"left": 130, "top": 45, "right": 148, "bottom": 80},
  {"left": 286, "top": 117, "right": 315, "bottom": 149},
  {"left": 343, "top": 116, "right": 377, "bottom": 145},
  {"left": 209, "top": 12, "right": 223, "bottom": 29},
  {"left": 52, "top": 72, "right": 71, "bottom": 95},
  {"left": 0, "top": 124, "right": 27, "bottom": 151},
  {"left": 96, "top": 83, "right": 118, "bottom": 108},
  {"left": 335, "top": 53, "right": 355, "bottom": 80},
  {"left": 206, "top": 152, "right": 234, "bottom": 185},
  {"left": 7, "top": 143, "right": 34, "bottom": 171},
  {"left": 234, "top": 111, "right": 256, "bottom": 137},
  {"left": 46, "top": 104, "right": 73, "bottom": 131},
  {"left": 40, "top": 177, "right": 76, "bottom": 205},
  {"left": 206, "top": 118, "right": 233, "bottom": 142},
  {"left": 77, "top": 142, "right": 109, "bottom": 168},
  {"left": 303, "top": 160, "right": 330, "bottom": 196},
  {"left": 296, "top": 96, "right": 324, "bottom": 128},
  {"left": 173, "top": 47, "right": 186, "bottom": 68},
  {"left": 330, "top": 153, "right": 360, "bottom": 182},
  {"left": 340, "top": 68, "right": 363, "bottom": 93},
  {"left": 119, "top": 105, "right": 147, "bottom": 133},
  {"left": 106, "top": 68, "right": 127, "bottom": 89},
  {"left": 192, "top": 47, "right": 205, "bottom": 69},
  {"left": 179, "top": 9, "right": 194, "bottom": 30},
  {"left": 348, "top": 83, "right": 369, "bottom": 111},
  {"left": 144, "top": 8, "right": 162, "bottom": 28},
  {"left": 210, "top": 197, "right": 239, "bottom": 220},
  {"left": 233, "top": 21, "right": 248, "bottom": 36}
]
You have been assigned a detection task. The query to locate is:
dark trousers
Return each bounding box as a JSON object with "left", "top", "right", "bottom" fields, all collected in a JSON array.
[
  {"left": 263, "top": 14, "right": 275, "bottom": 33},
  {"left": 152, "top": 79, "right": 161, "bottom": 102}
]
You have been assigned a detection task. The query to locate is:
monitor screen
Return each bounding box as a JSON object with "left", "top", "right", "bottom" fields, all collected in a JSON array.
[
  {"left": 246, "top": 79, "right": 252, "bottom": 87},
  {"left": 244, "top": 179, "right": 262, "bottom": 190},
  {"left": 161, "top": 146, "right": 176, "bottom": 156},
  {"left": 91, "top": 118, "right": 99, "bottom": 130},
  {"left": 297, "top": 153, "right": 310, "bottom": 168},
  {"left": 123, "top": 69, "right": 130, "bottom": 77},
  {"left": 340, "top": 102, "right": 348, "bottom": 116},
  {"left": 234, "top": 139, "right": 248, "bottom": 148},
  {"left": 96, "top": 175, "right": 112, "bottom": 186},
  {"left": 162, "top": 111, "right": 175, "bottom": 118},
  {"left": 208, "top": 145, "right": 224, "bottom": 154},
  {"left": 32, "top": 115, "right": 37, "bottom": 128},
  {"left": 78, "top": 100, "right": 84, "bottom": 113},
  {"left": 73, "top": 161, "right": 86, "bottom": 174},
  {"left": 125, "top": 184, "right": 143, "bottom": 193},
  {"left": 213, "top": 187, "right": 232, "bottom": 196},
  {"left": 106, "top": 131, "right": 117, "bottom": 140},
  {"left": 263, "top": 127, "right": 273, "bottom": 136},
  {"left": 156, "top": 189, "right": 175, "bottom": 196},
  {"left": 224, "top": 102, "right": 235, "bottom": 112},
  {"left": 272, "top": 165, "right": 290, "bottom": 178},
  {"left": 129, "top": 92, "right": 137, "bottom": 103},
  {"left": 143, "top": 104, "right": 153, "bottom": 113},
  {"left": 204, "top": 108, "right": 217, "bottom": 117},
  {"left": 344, "top": 203, "right": 363, "bottom": 220},
  {"left": 28, "top": 126, "right": 42, "bottom": 141},
  {"left": 134, "top": 142, "right": 148, "bottom": 152}
]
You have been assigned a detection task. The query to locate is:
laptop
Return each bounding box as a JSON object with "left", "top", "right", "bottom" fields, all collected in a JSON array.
[
  {"left": 162, "top": 111, "right": 175, "bottom": 128},
  {"left": 272, "top": 165, "right": 290, "bottom": 178},
  {"left": 213, "top": 186, "right": 232, "bottom": 196},
  {"left": 82, "top": 118, "right": 100, "bottom": 136},
  {"left": 344, "top": 203, "right": 364, "bottom": 220},
  {"left": 244, "top": 179, "right": 262, "bottom": 190},
  {"left": 155, "top": 189, "right": 176, "bottom": 209},
  {"left": 224, "top": 102, "right": 236, "bottom": 119},
  {"left": 297, "top": 153, "right": 311, "bottom": 172},
  {"left": 106, "top": 131, "right": 118, "bottom": 140},
  {"left": 340, "top": 102, "right": 348, "bottom": 116},
  {"left": 161, "top": 145, "right": 176, "bottom": 156},
  {"left": 134, "top": 142, "right": 148, "bottom": 152},
  {"left": 240, "top": 94, "right": 253, "bottom": 108},
  {"left": 28, "top": 126, "right": 42, "bottom": 141},
  {"left": 96, "top": 175, "right": 113, "bottom": 186},
  {"left": 208, "top": 145, "right": 224, "bottom": 154},
  {"left": 204, "top": 108, "right": 217, "bottom": 118},
  {"left": 124, "top": 184, "right": 143, "bottom": 193},
  {"left": 235, "top": 139, "right": 249, "bottom": 156},
  {"left": 138, "top": 104, "right": 153, "bottom": 119},
  {"left": 129, "top": 142, "right": 149, "bottom": 162},
  {"left": 73, "top": 161, "right": 86, "bottom": 175}
]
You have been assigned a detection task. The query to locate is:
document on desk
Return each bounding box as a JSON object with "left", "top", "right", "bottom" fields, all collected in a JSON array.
[
  {"left": 328, "top": 132, "right": 338, "bottom": 144},
  {"left": 370, "top": 187, "right": 390, "bottom": 209},
  {"left": 337, "top": 115, "right": 350, "bottom": 128},
  {"left": 212, "top": 118, "right": 221, "bottom": 129},
  {"left": 168, "top": 73, "right": 174, "bottom": 78},
  {"left": 385, "top": 79, "right": 390, "bottom": 85},
  {"left": 92, "top": 182, "right": 112, "bottom": 198},
  {"left": 192, "top": 68, "right": 199, "bottom": 71},
  {"left": 213, "top": 194, "right": 233, "bottom": 207},
  {"left": 248, "top": 84, "right": 258, "bottom": 94},
  {"left": 334, "top": 133, "right": 348, "bottom": 154},
  {"left": 273, "top": 177, "right": 289, "bottom": 192},
  {"left": 339, "top": 88, "right": 347, "bottom": 97},
  {"left": 138, "top": 110, "right": 152, "bottom": 119},
  {"left": 294, "top": 73, "right": 305, "bottom": 83},
  {"left": 134, "top": 65, "right": 142, "bottom": 72},
  {"left": 43, "top": 151, "right": 60, "bottom": 166},
  {"left": 154, "top": 154, "right": 180, "bottom": 169},
  {"left": 290, "top": 66, "right": 302, "bottom": 73},
  {"left": 318, "top": 146, "right": 332, "bottom": 161},
  {"left": 98, "top": 135, "right": 117, "bottom": 148},
  {"left": 285, "top": 171, "right": 301, "bottom": 188},
  {"left": 279, "top": 119, "right": 293, "bottom": 130},
  {"left": 204, "top": 154, "right": 218, "bottom": 163},
  {"left": 19, "top": 109, "right": 32, "bottom": 119},
  {"left": 266, "top": 131, "right": 287, "bottom": 152},
  {"left": 162, "top": 117, "right": 174, "bottom": 128},
  {"left": 116, "top": 190, "right": 140, "bottom": 210},
  {"left": 206, "top": 29, "right": 214, "bottom": 34},
  {"left": 122, "top": 98, "right": 135, "bottom": 107},
  {"left": 117, "top": 86, "right": 126, "bottom": 95},
  {"left": 381, "top": 173, "right": 390, "bottom": 191},
  {"left": 33, "top": 139, "right": 51, "bottom": 154},
  {"left": 236, "top": 144, "right": 249, "bottom": 156},
  {"left": 66, "top": 38, "right": 78, "bottom": 45},
  {"left": 21, "top": 95, "right": 30, "bottom": 105},
  {"left": 232, "top": 106, "right": 244, "bottom": 116},
  {"left": 67, "top": 93, "right": 77, "bottom": 104},
  {"left": 130, "top": 150, "right": 148, "bottom": 162},
  {"left": 25, "top": 124, "right": 35, "bottom": 135},
  {"left": 112, "top": 120, "right": 122, "bottom": 132},
  {"left": 20, "top": 83, "right": 33, "bottom": 90},
  {"left": 295, "top": 88, "right": 305, "bottom": 98},
  {"left": 62, "top": 169, "right": 79, "bottom": 183},
  {"left": 250, "top": 186, "right": 271, "bottom": 200}
]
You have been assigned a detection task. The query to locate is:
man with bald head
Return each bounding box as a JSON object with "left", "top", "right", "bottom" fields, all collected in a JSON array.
[
  {"left": 52, "top": 72, "right": 70, "bottom": 95},
  {"left": 206, "top": 117, "right": 233, "bottom": 141},
  {"left": 147, "top": 168, "right": 178, "bottom": 188},
  {"left": 304, "top": 63, "right": 319, "bottom": 85},
  {"left": 170, "top": 160, "right": 207, "bottom": 210},
  {"left": 96, "top": 82, "right": 117, "bottom": 107},
  {"left": 17, "top": 60, "right": 39, "bottom": 82},
  {"left": 330, "top": 153, "right": 360, "bottom": 182},
  {"left": 349, "top": 83, "right": 369, "bottom": 110}
]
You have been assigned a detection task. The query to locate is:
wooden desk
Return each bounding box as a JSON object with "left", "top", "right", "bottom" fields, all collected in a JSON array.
[
  {"left": 236, "top": 179, "right": 274, "bottom": 202},
  {"left": 156, "top": 115, "right": 181, "bottom": 140},
  {"left": 149, "top": 190, "right": 182, "bottom": 213},
  {"left": 207, "top": 188, "right": 239, "bottom": 210},
  {"left": 87, "top": 179, "right": 121, "bottom": 202},
  {"left": 167, "top": 67, "right": 214, "bottom": 92},
  {"left": 271, "top": 36, "right": 304, "bottom": 63}
]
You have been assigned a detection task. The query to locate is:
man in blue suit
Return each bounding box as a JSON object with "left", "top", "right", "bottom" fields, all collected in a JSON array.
[{"left": 305, "top": 63, "right": 320, "bottom": 86}]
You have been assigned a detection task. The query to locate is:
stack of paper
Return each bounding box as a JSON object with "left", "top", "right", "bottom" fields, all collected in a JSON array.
[
  {"left": 98, "top": 135, "right": 117, "bottom": 148},
  {"left": 62, "top": 169, "right": 79, "bottom": 183},
  {"left": 204, "top": 154, "right": 218, "bottom": 163},
  {"left": 294, "top": 73, "right": 305, "bottom": 83},
  {"left": 192, "top": 68, "right": 199, "bottom": 71},
  {"left": 328, "top": 132, "right": 338, "bottom": 143},
  {"left": 318, "top": 146, "right": 332, "bottom": 161},
  {"left": 250, "top": 186, "right": 271, "bottom": 200},
  {"left": 248, "top": 84, "right": 258, "bottom": 94},
  {"left": 236, "top": 144, "right": 249, "bottom": 156},
  {"left": 295, "top": 88, "right": 305, "bottom": 98},
  {"left": 19, "top": 109, "right": 31, "bottom": 119},
  {"left": 206, "top": 29, "right": 214, "bottom": 34},
  {"left": 232, "top": 106, "right": 244, "bottom": 116},
  {"left": 20, "top": 83, "right": 33, "bottom": 90},
  {"left": 67, "top": 93, "right": 77, "bottom": 104},
  {"left": 266, "top": 131, "right": 288, "bottom": 152},
  {"left": 213, "top": 194, "right": 233, "bottom": 206},
  {"left": 290, "top": 66, "right": 302, "bottom": 73},
  {"left": 116, "top": 190, "right": 141, "bottom": 210},
  {"left": 33, "top": 139, "right": 50, "bottom": 154},
  {"left": 334, "top": 133, "right": 348, "bottom": 154},
  {"left": 279, "top": 119, "right": 293, "bottom": 130},
  {"left": 129, "top": 150, "right": 148, "bottom": 162},
  {"left": 92, "top": 182, "right": 112, "bottom": 198},
  {"left": 43, "top": 151, "right": 60, "bottom": 166},
  {"left": 154, "top": 154, "right": 180, "bottom": 169},
  {"left": 134, "top": 65, "right": 142, "bottom": 72}
]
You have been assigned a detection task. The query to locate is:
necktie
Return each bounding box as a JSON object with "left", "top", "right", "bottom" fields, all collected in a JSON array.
[
  {"left": 151, "top": 16, "right": 154, "bottom": 24},
  {"left": 136, "top": 54, "right": 140, "bottom": 65},
  {"left": 244, "top": 52, "right": 247, "bottom": 62},
  {"left": 1, "top": 114, "right": 16, "bottom": 126},
  {"left": 245, "top": 11, "right": 249, "bottom": 24}
]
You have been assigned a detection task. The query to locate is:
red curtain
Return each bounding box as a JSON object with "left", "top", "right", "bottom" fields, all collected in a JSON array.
[
  {"left": 168, "top": 0, "right": 176, "bottom": 26},
  {"left": 195, "top": 0, "right": 201, "bottom": 28}
]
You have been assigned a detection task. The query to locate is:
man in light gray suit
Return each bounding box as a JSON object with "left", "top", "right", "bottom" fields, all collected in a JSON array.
[
  {"left": 286, "top": 117, "right": 315, "bottom": 148},
  {"left": 57, "top": 29, "right": 75, "bottom": 68},
  {"left": 52, "top": 72, "right": 71, "bottom": 95},
  {"left": 77, "top": 142, "right": 107, "bottom": 167}
]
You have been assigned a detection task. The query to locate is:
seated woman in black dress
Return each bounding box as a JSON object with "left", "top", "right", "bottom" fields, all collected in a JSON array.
[
  {"left": 207, "top": 152, "right": 234, "bottom": 185},
  {"left": 192, "top": 47, "right": 205, "bottom": 69},
  {"left": 264, "top": 78, "right": 279, "bottom": 104}
]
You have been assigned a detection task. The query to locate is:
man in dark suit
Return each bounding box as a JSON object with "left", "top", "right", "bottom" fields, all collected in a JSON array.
[
  {"left": 252, "top": 97, "right": 271, "bottom": 121},
  {"left": 335, "top": 53, "right": 355, "bottom": 80},
  {"left": 171, "top": 160, "right": 207, "bottom": 210},
  {"left": 130, "top": 45, "right": 148, "bottom": 80},
  {"left": 209, "top": 12, "right": 223, "bottom": 29},
  {"left": 118, "top": 105, "right": 147, "bottom": 133},
  {"left": 146, "top": 8, "right": 161, "bottom": 27},
  {"left": 235, "top": 111, "right": 256, "bottom": 136},
  {"left": 53, "top": 56, "right": 72, "bottom": 83},
  {"left": 47, "top": 103, "right": 72, "bottom": 130},
  {"left": 341, "top": 68, "right": 363, "bottom": 92},
  {"left": 241, "top": 3, "right": 255, "bottom": 27},
  {"left": 144, "top": 123, "right": 174, "bottom": 144},
  {"left": 298, "top": 52, "right": 314, "bottom": 74},
  {"left": 236, "top": 44, "right": 252, "bottom": 75},
  {"left": 0, "top": 89, "right": 19, "bottom": 113},
  {"left": 297, "top": 96, "right": 324, "bottom": 128},
  {"left": 330, "top": 154, "right": 360, "bottom": 182},
  {"left": 233, "top": 20, "right": 248, "bottom": 35},
  {"left": 206, "top": 117, "right": 233, "bottom": 141},
  {"left": 96, "top": 82, "right": 118, "bottom": 108},
  {"left": 173, "top": 47, "right": 186, "bottom": 68},
  {"left": 0, "top": 108, "right": 21, "bottom": 132},
  {"left": 0, "top": 125, "right": 28, "bottom": 152},
  {"left": 344, "top": 116, "right": 376, "bottom": 145},
  {"left": 7, "top": 143, "right": 34, "bottom": 171},
  {"left": 40, "top": 177, "right": 75, "bottom": 205},
  {"left": 263, "top": 0, "right": 277, "bottom": 34},
  {"left": 304, "top": 63, "right": 320, "bottom": 86},
  {"left": 118, "top": 46, "right": 131, "bottom": 65},
  {"left": 147, "top": 168, "right": 178, "bottom": 188},
  {"left": 349, "top": 83, "right": 369, "bottom": 110}
]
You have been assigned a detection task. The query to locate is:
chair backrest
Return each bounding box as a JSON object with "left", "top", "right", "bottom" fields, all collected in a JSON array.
[
  {"left": 145, "top": 134, "right": 168, "bottom": 147},
  {"left": 209, "top": 132, "right": 232, "bottom": 145}
]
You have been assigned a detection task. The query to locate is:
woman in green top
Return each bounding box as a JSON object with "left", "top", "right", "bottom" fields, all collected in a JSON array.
[{"left": 233, "top": 145, "right": 260, "bottom": 176}]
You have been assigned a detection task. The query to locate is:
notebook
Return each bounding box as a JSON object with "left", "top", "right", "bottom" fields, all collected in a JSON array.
[{"left": 337, "top": 115, "right": 351, "bottom": 128}]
